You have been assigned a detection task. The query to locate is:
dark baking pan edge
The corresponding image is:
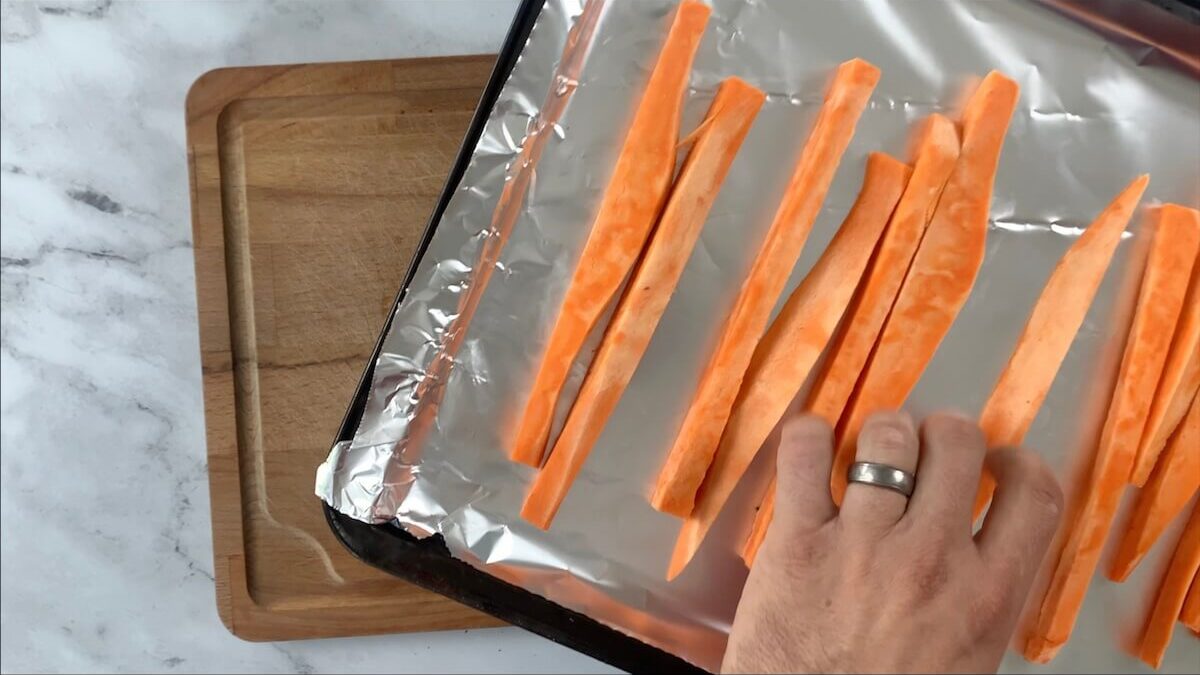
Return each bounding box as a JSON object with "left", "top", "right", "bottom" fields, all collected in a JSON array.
[{"left": 326, "top": 506, "right": 704, "bottom": 674}]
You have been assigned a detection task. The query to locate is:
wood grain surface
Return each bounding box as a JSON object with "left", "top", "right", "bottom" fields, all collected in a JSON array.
[{"left": 187, "top": 56, "right": 504, "bottom": 641}]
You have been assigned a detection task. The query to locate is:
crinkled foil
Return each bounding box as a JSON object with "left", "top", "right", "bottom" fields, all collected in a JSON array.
[{"left": 317, "top": 1, "right": 1200, "bottom": 671}]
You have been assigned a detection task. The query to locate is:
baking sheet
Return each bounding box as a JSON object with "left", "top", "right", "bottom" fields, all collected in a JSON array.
[{"left": 318, "top": 1, "right": 1200, "bottom": 671}]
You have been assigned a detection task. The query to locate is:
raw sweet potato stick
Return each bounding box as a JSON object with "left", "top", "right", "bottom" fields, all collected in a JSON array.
[
  {"left": 510, "top": 0, "right": 711, "bottom": 467},
  {"left": 808, "top": 115, "right": 960, "bottom": 425},
  {"left": 830, "top": 71, "right": 1020, "bottom": 503},
  {"left": 1108, "top": 393, "right": 1199, "bottom": 582},
  {"left": 742, "top": 474, "right": 776, "bottom": 565},
  {"left": 651, "top": 58, "right": 881, "bottom": 517},
  {"left": 666, "top": 153, "right": 910, "bottom": 577},
  {"left": 742, "top": 114, "right": 960, "bottom": 565},
  {"left": 1182, "top": 568, "right": 1200, "bottom": 632},
  {"left": 1135, "top": 501, "right": 1200, "bottom": 669},
  {"left": 1133, "top": 218, "right": 1200, "bottom": 486},
  {"left": 520, "top": 78, "right": 766, "bottom": 529},
  {"left": 1024, "top": 204, "right": 1200, "bottom": 663},
  {"left": 970, "top": 175, "right": 1150, "bottom": 520}
]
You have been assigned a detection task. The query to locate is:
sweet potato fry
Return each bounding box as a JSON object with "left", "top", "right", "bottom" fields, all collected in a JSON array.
[
  {"left": 521, "top": 78, "right": 765, "bottom": 528},
  {"left": 652, "top": 58, "right": 881, "bottom": 516},
  {"left": 510, "top": 0, "right": 711, "bottom": 467}
]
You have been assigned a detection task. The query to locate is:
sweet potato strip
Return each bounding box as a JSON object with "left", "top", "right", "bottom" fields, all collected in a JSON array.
[
  {"left": 742, "top": 474, "right": 775, "bottom": 565},
  {"left": 970, "top": 175, "right": 1149, "bottom": 520},
  {"left": 665, "top": 153, "right": 909, "bottom": 577},
  {"left": 650, "top": 58, "right": 881, "bottom": 517},
  {"left": 1133, "top": 212, "right": 1200, "bottom": 486},
  {"left": 1024, "top": 205, "right": 1200, "bottom": 663},
  {"left": 1108, "top": 394, "right": 1199, "bottom": 582},
  {"left": 520, "top": 78, "right": 766, "bottom": 528},
  {"left": 1136, "top": 502, "right": 1200, "bottom": 669},
  {"left": 830, "top": 71, "right": 1020, "bottom": 503},
  {"left": 808, "top": 115, "right": 960, "bottom": 425},
  {"left": 743, "top": 115, "right": 960, "bottom": 563},
  {"left": 1182, "top": 569, "right": 1200, "bottom": 632},
  {"left": 510, "top": 0, "right": 711, "bottom": 467}
]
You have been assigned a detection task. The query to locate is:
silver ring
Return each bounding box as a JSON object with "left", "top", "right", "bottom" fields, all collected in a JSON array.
[{"left": 847, "top": 461, "right": 915, "bottom": 497}]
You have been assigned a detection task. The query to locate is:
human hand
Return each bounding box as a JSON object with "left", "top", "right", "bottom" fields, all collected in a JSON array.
[{"left": 722, "top": 411, "right": 1064, "bottom": 674}]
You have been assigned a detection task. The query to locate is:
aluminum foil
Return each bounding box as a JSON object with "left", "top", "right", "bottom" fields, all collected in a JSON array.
[{"left": 317, "top": 1, "right": 1200, "bottom": 671}]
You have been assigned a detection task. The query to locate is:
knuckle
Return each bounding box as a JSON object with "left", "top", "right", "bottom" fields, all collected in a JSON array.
[
  {"left": 975, "top": 587, "right": 1005, "bottom": 618},
  {"left": 967, "top": 584, "right": 1010, "bottom": 636},
  {"left": 778, "top": 537, "right": 829, "bottom": 570},
  {"left": 1029, "top": 480, "right": 1064, "bottom": 523},
  {"left": 924, "top": 524, "right": 955, "bottom": 552},
  {"left": 903, "top": 541, "right": 953, "bottom": 600},
  {"left": 988, "top": 553, "right": 1025, "bottom": 590},
  {"left": 893, "top": 516, "right": 950, "bottom": 549},
  {"left": 859, "top": 415, "right": 916, "bottom": 455},
  {"left": 772, "top": 530, "right": 837, "bottom": 583},
  {"left": 915, "top": 537, "right": 952, "bottom": 568},
  {"left": 1015, "top": 450, "right": 1064, "bottom": 519},
  {"left": 926, "top": 413, "right": 984, "bottom": 449},
  {"left": 973, "top": 570, "right": 1012, "bottom": 618},
  {"left": 840, "top": 544, "right": 876, "bottom": 581},
  {"left": 780, "top": 416, "right": 831, "bottom": 448}
]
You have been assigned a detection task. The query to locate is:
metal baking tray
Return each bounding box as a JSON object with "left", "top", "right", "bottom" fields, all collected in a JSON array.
[{"left": 323, "top": 1, "right": 1198, "bottom": 672}]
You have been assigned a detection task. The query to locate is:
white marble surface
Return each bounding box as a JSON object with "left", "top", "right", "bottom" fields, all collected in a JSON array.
[{"left": 0, "top": 1, "right": 612, "bottom": 672}]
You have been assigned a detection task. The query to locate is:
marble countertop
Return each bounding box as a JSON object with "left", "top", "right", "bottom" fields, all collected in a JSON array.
[{"left": 0, "top": 1, "right": 611, "bottom": 671}]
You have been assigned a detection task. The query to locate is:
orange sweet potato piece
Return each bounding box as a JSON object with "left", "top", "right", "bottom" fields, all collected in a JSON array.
[
  {"left": 1135, "top": 502, "right": 1200, "bottom": 668},
  {"left": 510, "top": 0, "right": 711, "bottom": 467},
  {"left": 743, "top": 114, "right": 961, "bottom": 566},
  {"left": 666, "top": 153, "right": 909, "bottom": 577},
  {"left": 1181, "top": 568, "right": 1200, "bottom": 632},
  {"left": 970, "top": 175, "right": 1149, "bottom": 519},
  {"left": 520, "top": 77, "right": 765, "bottom": 528},
  {"left": 830, "top": 71, "right": 1020, "bottom": 503},
  {"left": 1133, "top": 212, "right": 1200, "bottom": 486},
  {"left": 651, "top": 58, "right": 881, "bottom": 516},
  {"left": 1108, "top": 394, "right": 1199, "bottom": 582},
  {"left": 1024, "top": 204, "right": 1200, "bottom": 663}
]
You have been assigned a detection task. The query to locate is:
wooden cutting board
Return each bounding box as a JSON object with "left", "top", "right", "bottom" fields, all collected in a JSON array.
[{"left": 187, "top": 56, "right": 505, "bottom": 640}]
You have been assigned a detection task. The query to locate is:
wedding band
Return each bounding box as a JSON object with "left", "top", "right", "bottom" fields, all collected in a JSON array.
[{"left": 847, "top": 461, "right": 915, "bottom": 497}]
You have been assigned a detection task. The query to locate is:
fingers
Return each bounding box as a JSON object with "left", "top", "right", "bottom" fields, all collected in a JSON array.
[
  {"left": 773, "top": 415, "right": 838, "bottom": 533},
  {"left": 905, "top": 412, "right": 988, "bottom": 531},
  {"left": 975, "top": 446, "right": 1063, "bottom": 591},
  {"left": 839, "top": 411, "right": 919, "bottom": 532}
]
